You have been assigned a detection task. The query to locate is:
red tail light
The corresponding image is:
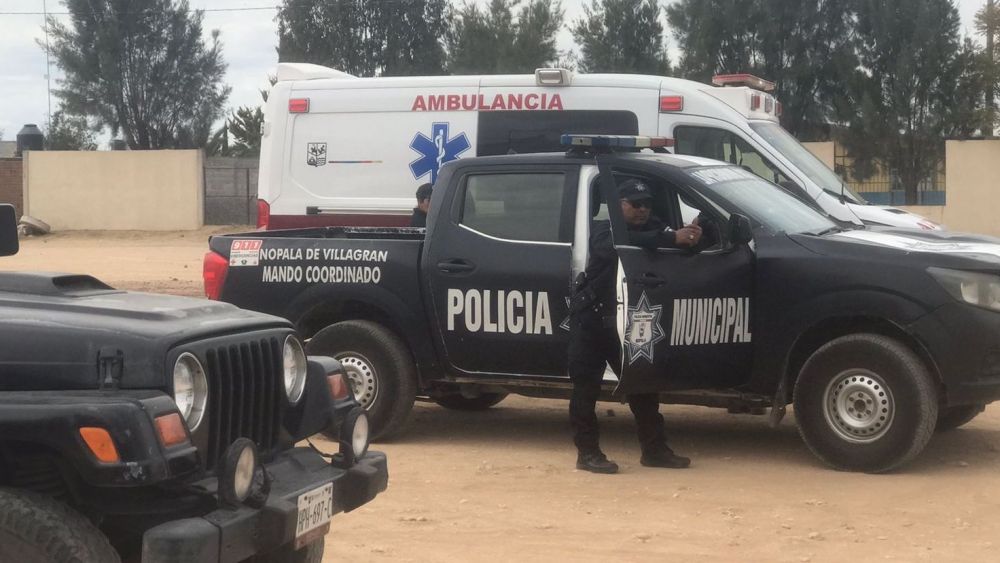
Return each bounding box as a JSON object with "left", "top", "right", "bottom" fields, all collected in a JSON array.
[
  {"left": 288, "top": 98, "right": 310, "bottom": 113},
  {"left": 256, "top": 199, "right": 270, "bottom": 229},
  {"left": 659, "top": 96, "right": 684, "bottom": 112},
  {"left": 203, "top": 251, "right": 230, "bottom": 300},
  {"left": 775, "top": 101, "right": 783, "bottom": 117},
  {"left": 750, "top": 93, "right": 762, "bottom": 111}
]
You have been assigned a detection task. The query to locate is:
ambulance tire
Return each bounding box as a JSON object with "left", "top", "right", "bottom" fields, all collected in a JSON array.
[
  {"left": 433, "top": 391, "right": 508, "bottom": 411},
  {"left": 935, "top": 404, "right": 986, "bottom": 432},
  {"left": 793, "top": 333, "right": 937, "bottom": 473},
  {"left": 0, "top": 487, "right": 120, "bottom": 563},
  {"left": 306, "top": 320, "right": 416, "bottom": 441}
]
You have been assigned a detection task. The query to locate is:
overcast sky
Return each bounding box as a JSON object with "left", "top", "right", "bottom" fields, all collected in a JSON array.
[{"left": 0, "top": 0, "right": 989, "bottom": 145}]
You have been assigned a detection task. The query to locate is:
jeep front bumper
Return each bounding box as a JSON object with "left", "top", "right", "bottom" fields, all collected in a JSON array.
[{"left": 141, "top": 447, "right": 387, "bottom": 563}]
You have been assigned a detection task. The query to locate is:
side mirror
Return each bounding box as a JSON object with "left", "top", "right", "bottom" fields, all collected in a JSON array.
[
  {"left": 0, "top": 204, "right": 18, "bottom": 257},
  {"left": 728, "top": 213, "right": 753, "bottom": 246}
]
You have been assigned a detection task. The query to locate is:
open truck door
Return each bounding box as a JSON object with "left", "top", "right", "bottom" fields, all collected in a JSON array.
[{"left": 594, "top": 155, "right": 756, "bottom": 395}]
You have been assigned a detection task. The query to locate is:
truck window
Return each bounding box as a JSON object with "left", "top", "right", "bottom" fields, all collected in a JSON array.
[
  {"left": 477, "top": 111, "right": 639, "bottom": 156},
  {"left": 674, "top": 126, "right": 791, "bottom": 186},
  {"left": 460, "top": 173, "right": 568, "bottom": 243}
]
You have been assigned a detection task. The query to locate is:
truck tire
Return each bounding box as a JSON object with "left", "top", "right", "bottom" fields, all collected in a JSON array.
[
  {"left": 793, "top": 333, "right": 937, "bottom": 473},
  {"left": 434, "top": 391, "right": 508, "bottom": 411},
  {"left": 249, "top": 538, "right": 323, "bottom": 562},
  {"left": 0, "top": 488, "right": 120, "bottom": 563},
  {"left": 306, "top": 320, "right": 417, "bottom": 441},
  {"left": 935, "top": 404, "right": 986, "bottom": 432}
]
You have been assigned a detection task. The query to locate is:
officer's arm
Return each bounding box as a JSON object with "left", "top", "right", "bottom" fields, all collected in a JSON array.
[{"left": 628, "top": 219, "right": 678, "bottom": 249}]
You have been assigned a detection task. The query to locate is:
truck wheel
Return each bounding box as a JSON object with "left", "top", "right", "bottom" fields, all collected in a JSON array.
[
  {"left": 306, "top": 320, "right": 417, "bottom": 441},
  {"left": 249, "top": 538, "right": 323, "bottom": 562},
  {"left": 793, "top": 333, "right": 937, "bottom": 473},
  {"left": 935, "top": 404, "right": 986, "bottom": 432},
  {"left": 0, "top": 488, "right": 120, "bottom": 563},
  {"left": 434, "top": 391, "right": 508, "bottom": 411}
]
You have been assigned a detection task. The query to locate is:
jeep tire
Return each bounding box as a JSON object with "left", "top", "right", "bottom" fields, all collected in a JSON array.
[
  {"left": 793, "top": 333, "right": 938, "bottom": 473},
  {"left": 306, "top": 320, "right": 416, "bottom": 441},
  {"left": 0, "top": 488, "right": 120, "bottom": 563}
]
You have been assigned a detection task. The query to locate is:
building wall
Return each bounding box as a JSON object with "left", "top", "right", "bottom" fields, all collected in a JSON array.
[
  {"left": 934, "top": 139, "right": 1000, "bottom": 237},
  {"left": 0, "top": 158, "right": 23, "bottom": 218},
  {"left": 204, "top": 157, "right": 258, "bottom": 225},
  {"left": 802, "top": 141, "right": 835, "bottom": 169},
  {"left": 24, "top": 150, "right": 203, "bottom": 230}
]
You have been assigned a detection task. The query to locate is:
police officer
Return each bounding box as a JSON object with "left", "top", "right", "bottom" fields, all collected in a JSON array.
[
  {"left": 568, "top": 178, "right": 702, "bottom": 474},
  {"left": 410, "top": 183, "right": 433, "bottom": 227}
]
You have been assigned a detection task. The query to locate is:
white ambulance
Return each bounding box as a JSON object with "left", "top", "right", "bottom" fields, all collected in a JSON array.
[{"left": 257, "top": 63, "right": 940, "bottom": 230}]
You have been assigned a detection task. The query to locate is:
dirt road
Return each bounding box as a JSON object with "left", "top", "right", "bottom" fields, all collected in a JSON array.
[{"left": 7, "top": 230, "right": 1000, "bottom": 562}]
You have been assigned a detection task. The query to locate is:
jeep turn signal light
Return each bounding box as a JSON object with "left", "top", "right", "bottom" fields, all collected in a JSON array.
[
  {"left": 79, "top": 427, "right": 120, "bottom": 463},
  {"left": 328, "top": 373, "right": 351, "bottom": 401},
  {"left": 156, "top": 413, "right": 190, "bottom": 448}
]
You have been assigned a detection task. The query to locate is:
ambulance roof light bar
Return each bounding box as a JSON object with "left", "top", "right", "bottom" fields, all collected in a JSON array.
[
  {"left": 560, "top": 135, "right": 674, "bottom": 154},
  {"left": 712, "top": 73, "right": 775, "bottom": 92},
  {"left": 535, "top": 68, "right": 573, "bottom": 86}
]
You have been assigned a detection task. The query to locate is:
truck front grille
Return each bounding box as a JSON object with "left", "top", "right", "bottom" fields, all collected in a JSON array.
[{"left": 203, "top": 337, "right": 283, "bottom": 471}]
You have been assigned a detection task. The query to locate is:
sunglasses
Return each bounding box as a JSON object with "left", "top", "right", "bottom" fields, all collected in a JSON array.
[{"left": 625, "top": 200, "right": 652, "bottom": 209}]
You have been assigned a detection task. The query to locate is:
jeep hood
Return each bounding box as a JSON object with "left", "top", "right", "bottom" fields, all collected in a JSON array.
[{"left": 0, "top": 273, "right": 290, "bottom": 390}]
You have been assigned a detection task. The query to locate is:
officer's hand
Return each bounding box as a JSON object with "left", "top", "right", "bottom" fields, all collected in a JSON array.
[{"left": 675, "top": 225, "right": 702, "bottom": 247}]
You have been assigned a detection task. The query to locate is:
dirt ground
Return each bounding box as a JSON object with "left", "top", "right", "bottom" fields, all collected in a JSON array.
[{"left": 6, "top": 230, "right": 1000, "bottom": 562}]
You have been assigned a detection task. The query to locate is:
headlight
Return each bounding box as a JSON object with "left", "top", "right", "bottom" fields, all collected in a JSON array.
[
  {"left": 283, "top": 335, "right": 308, "bottom": 404},
  {"left": 929, "top": 267, "right": 1000, "bottom": 312},
  {"left": 340, "top": 408, "right": 370, "bottom": 463},
  {"left": 173, "top": 353, "right": 208, "bottom": 431}
]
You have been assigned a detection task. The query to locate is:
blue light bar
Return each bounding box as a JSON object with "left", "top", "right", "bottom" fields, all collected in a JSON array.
[{"left": 560, "top": 134, "right": 675, "bottom": 148}]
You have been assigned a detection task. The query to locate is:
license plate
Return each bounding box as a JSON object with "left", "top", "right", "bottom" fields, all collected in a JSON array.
[{"left": 296, "top": 483, "right": 333, "bottom": 542}]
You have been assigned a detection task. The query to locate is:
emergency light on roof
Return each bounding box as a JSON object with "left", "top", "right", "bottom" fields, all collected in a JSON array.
[
  {"left": 712, "top": 73, "right": 776, "bottom": 92},
  {"left": 535, "top": 68, "right": 573, "bottom": 86},
  {"left": 560, "top": 135, "right": 674, "bottom": 148}
]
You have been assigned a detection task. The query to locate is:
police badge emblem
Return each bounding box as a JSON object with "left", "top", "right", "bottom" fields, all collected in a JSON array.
[
  {"left": 625, "top": 292, "right": 665, "bottom": 364},
  {"left": 307, "top": 143, "right": 327, "bottom": 167}
]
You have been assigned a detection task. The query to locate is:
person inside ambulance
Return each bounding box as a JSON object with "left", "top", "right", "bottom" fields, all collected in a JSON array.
[
  {"left": 567, "top": 179, "right": 702, "bottom": 474},
  {"left": 410, "top": 183, "right": 433, "bottom": 227}
]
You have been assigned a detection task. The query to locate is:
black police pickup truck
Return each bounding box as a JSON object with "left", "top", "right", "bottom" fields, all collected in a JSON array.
[
  {"left": 0, "top": 203, "right": 386, "bottom": 562},
  {"left": 206, "top": 135, "right": 1000, "bottom": 472}
]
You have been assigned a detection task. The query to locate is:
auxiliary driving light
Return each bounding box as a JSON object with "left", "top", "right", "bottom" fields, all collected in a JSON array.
[
  {"left": 340, "top": 408, "right": 370, "bottom": 464},
  {"left": 219, "top": 438, "right": 262, "bottom": 506}
]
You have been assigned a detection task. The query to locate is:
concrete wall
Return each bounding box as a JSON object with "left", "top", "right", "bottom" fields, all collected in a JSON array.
[
  {"left": 931, "top": 140, "right": 1000, "bottom": 237},
  {"left": 802, "top": 141, "right": 835, "bottom": 169},
  {"left": 204, "top": 157, "right": 258, "bottom": 225},
  {"left": 24, "top": 150, "right": 203, "bottom": 230},
  {"left": 0, "top": 158, "right": 22, "bottom": 218}
]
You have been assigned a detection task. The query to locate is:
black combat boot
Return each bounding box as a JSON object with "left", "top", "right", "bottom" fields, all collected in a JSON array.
[
  {"left": 576, "top": 451, "right": 619, "bottom": 474},
  {"left": 640, "top": 448, "right": 691, "bottom": 469}
]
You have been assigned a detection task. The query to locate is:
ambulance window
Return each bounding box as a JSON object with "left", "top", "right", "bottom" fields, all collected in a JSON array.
[
  {"left": 478, "top": 111, "right": 639, "bottom": 156},
  {"left": 460, "top": 173, "right": 569, "bottom": 243},
  {"left": 674, "top": 126, "right": 791, "bottom": 186}
]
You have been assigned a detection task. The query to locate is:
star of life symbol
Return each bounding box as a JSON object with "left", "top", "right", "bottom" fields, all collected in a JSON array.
[
  {"left": 625, "top": 291, "right": 665, "bottom": 364},
  {"left": 409, "top": 123, "right": 471, "bottom": 183}
]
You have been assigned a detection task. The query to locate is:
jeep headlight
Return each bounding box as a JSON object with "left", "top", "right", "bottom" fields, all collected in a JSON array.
[
  {"left": 173, "top": 353, "right": 208, "bottom": 431},
  {"left": 929, "top": 267, "right": 1000, "bottom": 312},
  {"left": 283, "top": 335, "right": 308, "bottom": 404}
]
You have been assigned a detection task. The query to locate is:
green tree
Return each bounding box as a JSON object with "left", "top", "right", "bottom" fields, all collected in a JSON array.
[
  {"left": 570, "top": 0, "right": 669, "bottom": 75},
  {"left": 975, "top": 0, "right": 1000, "bottom": 134},
  {"left": 44, "top": 110, "right": 97, "bottom": 151},
  {"left": 667, "top": 0, "right": 856, "bottom": 139},
  {"left": 207, "top": 106, "right": 264, "bottom": 158},
  {"left": 46, "top": 0, "right": 230, "bottom": 149},
  {"left": 836, "top": 0, "right": 982, "bottom": 205},
  {"left": 446, "top": 0, "right": 565, "bottom": 74},
  {"left": 277, "top": 0, "right": 448, "bottom": 77}
]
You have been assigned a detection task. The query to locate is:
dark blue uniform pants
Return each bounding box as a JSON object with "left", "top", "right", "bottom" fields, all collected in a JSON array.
[{"left": 567, "top": 309, "right": 667, "bottom": 455}]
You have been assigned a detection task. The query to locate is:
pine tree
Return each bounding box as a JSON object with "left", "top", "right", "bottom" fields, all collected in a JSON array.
[
  {"left": 975, "top": 0, "right": 1000, "bottom": 134},
  {"left": 570, "top": 0, "right": 670, "bottom": 75},
  {"left": 44, "top": 110, "right": 97, "bottom": 151},
  {"left": 446, "top": 0, "right": 564, "bottom": 74},
  {"left": 46, "top": 0, "right": 230, "bottom": 149},
  {"left": 277, "top": 0, "right": 448, "bottom": 77}
]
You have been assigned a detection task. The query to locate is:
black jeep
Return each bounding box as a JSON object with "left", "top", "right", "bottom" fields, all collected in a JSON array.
[{"left": 0, "top": 204, "right": 387, "bottom": 562}]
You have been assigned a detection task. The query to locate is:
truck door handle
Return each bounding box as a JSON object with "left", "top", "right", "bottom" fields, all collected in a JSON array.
[
  {"left": 437, "top": 259, "right": 476, "bottom": 274},
  {"left": 635, "top": 272, "right": 667, "bottom": 286}
]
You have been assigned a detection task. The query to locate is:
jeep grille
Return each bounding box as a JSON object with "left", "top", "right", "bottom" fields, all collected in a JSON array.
[{"left": 203, "top": 337, "right": 283, "bottom": 471}]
